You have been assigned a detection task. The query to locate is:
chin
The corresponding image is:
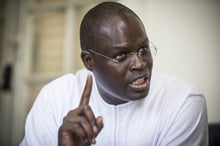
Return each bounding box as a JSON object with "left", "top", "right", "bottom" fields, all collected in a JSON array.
[{"left": 127, "top": 89, "right": 149, "bottom": 101}]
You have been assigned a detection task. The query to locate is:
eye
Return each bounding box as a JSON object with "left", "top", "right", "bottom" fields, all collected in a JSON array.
[
  {"left": 113, "top": 52, "right": 127, "bottom": 62},
  {"left": 138, "top": 46, "right": 151, "bottom": 56}
]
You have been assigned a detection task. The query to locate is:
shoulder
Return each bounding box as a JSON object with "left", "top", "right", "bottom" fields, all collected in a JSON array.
[
  {"left": 28, "top": 69, "right": 92, "bottom": 123},
  {"left": 150, "top": 73, "right": 208, "bottom": 146},
  {"left": 150, "top": 72, "right": 202, "bottom": 96},
  {"left": 34, "top": 69, "right": 92, "bottom": 110},
  {"left": 148, "top": 72, "right": 205, "bottom": 112},
  {"left": 42, "top": 68, "right": 91, "bottom": 93},
  {"left": 46, "top": 68, "right": 91, "bottom": 86}
]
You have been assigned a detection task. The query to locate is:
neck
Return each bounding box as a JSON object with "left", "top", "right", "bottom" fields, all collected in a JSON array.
[{"left": 96, "top": 84, "right": 129, "bottom": 105}]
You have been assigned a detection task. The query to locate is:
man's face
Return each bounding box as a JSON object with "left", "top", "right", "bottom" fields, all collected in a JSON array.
[{"left": 91, "top": 16, "right": 153, "bottom": 105}]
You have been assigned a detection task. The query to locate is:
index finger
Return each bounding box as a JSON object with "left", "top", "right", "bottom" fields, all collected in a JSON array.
[{"left": 79, "top": 75, "right": 93, "bottom": 106}]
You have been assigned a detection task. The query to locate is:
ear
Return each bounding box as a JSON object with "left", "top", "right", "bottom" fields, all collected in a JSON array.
[{"left": 81, "top": 50, "right": 94, "bottom": 71}]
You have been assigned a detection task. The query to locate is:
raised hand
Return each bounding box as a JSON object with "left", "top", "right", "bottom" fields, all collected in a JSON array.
[{"left": 58, "top": 75, "right": 103, "bottom": 146}]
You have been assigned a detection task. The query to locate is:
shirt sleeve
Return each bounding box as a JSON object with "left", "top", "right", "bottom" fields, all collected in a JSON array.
[
  {"left": 159, "top": 95, "right": 208, "bottom": 146},
  {"left": 19, "top": 87, "right": 59, "bottom": 146}
]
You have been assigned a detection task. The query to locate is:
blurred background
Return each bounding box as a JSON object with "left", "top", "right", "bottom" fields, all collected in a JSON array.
[{"left": 0, "top": 0, "right": 219, "bottom": 145}]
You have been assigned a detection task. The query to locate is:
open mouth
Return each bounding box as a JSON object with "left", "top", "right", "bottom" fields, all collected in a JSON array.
[{"left": 128, "top": 76, "right": 149, "bottom": 90}]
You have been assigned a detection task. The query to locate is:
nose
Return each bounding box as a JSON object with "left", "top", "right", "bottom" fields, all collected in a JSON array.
[{"left": 128, "top": 53, "right": 146, "bottom": 71}]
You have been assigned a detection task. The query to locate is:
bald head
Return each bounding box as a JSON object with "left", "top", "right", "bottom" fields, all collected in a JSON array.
[{"left": 80, "top": 2, "right": 143, "bottom": 51}]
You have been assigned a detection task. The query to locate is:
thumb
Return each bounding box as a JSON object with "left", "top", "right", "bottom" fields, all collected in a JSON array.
[
  {"left": 91, "top": 116, "right": 103, "bottom": 144},
  {"left": 95, "top": 116, "right": 103, "bottom": 136},
  {"left": 93, "top": 116, "right": 103, "bottom": 137}
]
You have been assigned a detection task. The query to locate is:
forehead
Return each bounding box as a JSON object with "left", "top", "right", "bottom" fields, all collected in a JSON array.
[{"left": 96, "top": 15, "right": 147, "bottom": 51}]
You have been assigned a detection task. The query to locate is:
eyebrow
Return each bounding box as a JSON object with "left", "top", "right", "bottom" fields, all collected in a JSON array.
[
  {"left": 112, "top": 38, "right": 149, "bottom": 52},
  {"left": 139, "top": 38, "right": 149, "bottom": 46}
]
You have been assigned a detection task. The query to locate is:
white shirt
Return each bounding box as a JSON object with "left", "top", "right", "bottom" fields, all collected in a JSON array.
[{"left": 20, "top": 69, "right": 208, "bottom": 146}]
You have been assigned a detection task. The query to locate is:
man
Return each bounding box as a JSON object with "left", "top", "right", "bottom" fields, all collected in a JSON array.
[{"left": 20, "top": 2, "right": 208, "bottom": 146}]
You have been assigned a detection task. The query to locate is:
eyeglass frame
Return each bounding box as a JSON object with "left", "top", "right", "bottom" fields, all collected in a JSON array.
[{"left": 86, "top": 41, "right": 157, "bottom": 64}]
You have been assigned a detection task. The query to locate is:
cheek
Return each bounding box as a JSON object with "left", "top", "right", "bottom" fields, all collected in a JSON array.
[
  {"left": 93, "top": 63, "right": 128, "bottom": 90},
  {"left": 146, "top": 58, "right": 153, "bottom": 70}
]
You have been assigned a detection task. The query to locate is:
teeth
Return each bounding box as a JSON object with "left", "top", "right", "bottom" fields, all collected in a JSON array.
[{"left": 132, "top": 77, "right": 145, "bottom": 85}]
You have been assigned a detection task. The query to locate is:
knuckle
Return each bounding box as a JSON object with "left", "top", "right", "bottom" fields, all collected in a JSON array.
[
  {"left": 62, "top": 116, "right": 68, "bottom": 124},
  {"left": 82, "top": 105, "right": 91, "bottom": 112},
  {"left": 74, "top": 126, "right": 86, "bottom": 138}
]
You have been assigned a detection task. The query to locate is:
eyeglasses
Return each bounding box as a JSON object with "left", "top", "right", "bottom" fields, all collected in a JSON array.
[{"left": 87, "top": 41, "right": 157, "bottom": 63}]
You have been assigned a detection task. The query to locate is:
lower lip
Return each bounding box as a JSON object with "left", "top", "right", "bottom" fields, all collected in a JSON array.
[{"left": 129, "top": 79, "right": 149, "bottom": 90}]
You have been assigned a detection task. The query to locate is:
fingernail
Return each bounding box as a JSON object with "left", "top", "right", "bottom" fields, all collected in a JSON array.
[{"left": 93, "top": 126, "right": 98, "bottom": 133}]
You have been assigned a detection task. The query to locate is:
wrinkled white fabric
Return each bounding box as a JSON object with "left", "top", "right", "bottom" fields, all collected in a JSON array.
[{"left": 20, "top": 69, "right": 208, "bottom": 146}]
